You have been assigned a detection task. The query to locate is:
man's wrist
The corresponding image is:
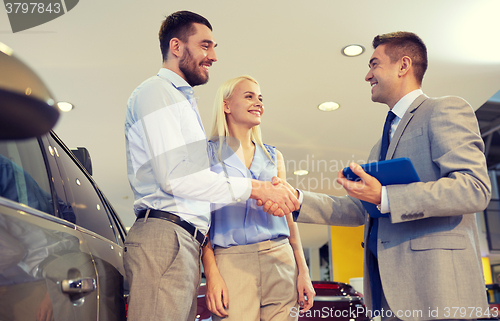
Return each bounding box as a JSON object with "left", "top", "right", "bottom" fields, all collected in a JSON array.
[
  {"left": 250, "top": 179, "right": 263, "bottom": 199},
  {"left": 379, "top": 186, "right": 390, "bottom": 213},
  {"left": 297, "top": 189, "right": 304, "bottom": 206}
]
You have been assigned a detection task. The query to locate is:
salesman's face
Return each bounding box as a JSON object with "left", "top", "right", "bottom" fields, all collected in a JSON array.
[
  {"left": 365, "top": 44, "right": 401, "bottom": 108},
  {"left": 179, "top": 23, "right": 217, "bottom": 87}
]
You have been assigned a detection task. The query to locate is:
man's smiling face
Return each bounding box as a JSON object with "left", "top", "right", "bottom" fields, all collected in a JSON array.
[
  {"left": 365, "top": 44, "right": 401, "bottom": 108},
  {"left": 179, "top": 23, "right": 217, "bottom": 87}
]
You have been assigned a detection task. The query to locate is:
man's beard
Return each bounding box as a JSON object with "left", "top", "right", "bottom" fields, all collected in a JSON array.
[{"left": 179, "top": 47, "right": 208, "bottom": 87}]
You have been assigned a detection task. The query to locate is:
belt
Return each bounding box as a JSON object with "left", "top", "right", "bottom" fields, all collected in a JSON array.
[{"left": 137, "top": 209, "right": 208, "bottom": 247}]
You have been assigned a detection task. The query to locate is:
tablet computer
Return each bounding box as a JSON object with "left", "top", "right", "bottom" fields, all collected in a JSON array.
[
  {"left": 342, "top": 157, "right": 420, "bottom": 185},
  {"left": 342, "top": 158, "right": 420, "bottom": 217}
]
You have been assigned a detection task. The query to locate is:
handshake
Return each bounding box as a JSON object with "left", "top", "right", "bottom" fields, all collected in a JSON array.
[
  {"left": 250, "top": 162, "right": 383, "bottom": 217},
  {"left": 250, "top": 177, "right": 299, "bottom": 217}
]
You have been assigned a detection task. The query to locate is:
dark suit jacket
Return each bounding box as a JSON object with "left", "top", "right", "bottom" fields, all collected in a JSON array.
[{"left": 297, "top": 95, "right": 491, "bottom": 320}]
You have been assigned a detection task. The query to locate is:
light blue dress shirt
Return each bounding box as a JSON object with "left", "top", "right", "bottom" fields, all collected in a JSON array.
[
  {"left": 208, "top": 140, "right": 290, "bottom": 247},
  {"left": 125, "top": 69, "right": 251, "bottom": 234}
]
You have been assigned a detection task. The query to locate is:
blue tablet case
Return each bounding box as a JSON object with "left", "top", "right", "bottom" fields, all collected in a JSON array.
[{"left": 342, "top": 157, "right": 420, "bottom": 217}]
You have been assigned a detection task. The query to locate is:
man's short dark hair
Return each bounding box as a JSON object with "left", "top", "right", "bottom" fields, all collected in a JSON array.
[
  {"left": 159, "top": 11, "right": 212, "bottom": 62},
  {"left": 373, "top": 31, "right": 428, "bottom": 84}
]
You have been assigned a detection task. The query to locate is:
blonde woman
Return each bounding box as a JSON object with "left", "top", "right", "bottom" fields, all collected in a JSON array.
[{"left": 202, "top": 75, "right": 315, "bottom": 320}]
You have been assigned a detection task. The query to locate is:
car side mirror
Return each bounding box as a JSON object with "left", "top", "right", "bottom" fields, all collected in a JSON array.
[{"left": 0, "top": 43, "right": 60, "bottom": 139}]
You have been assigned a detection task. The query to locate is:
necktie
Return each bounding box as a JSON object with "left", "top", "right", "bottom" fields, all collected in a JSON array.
[
  {"left": 379, "top": 111, "right": 396, "bottom": 161},
  {"left": 368, "top": 110, "right": 396, "bottom": 312}
]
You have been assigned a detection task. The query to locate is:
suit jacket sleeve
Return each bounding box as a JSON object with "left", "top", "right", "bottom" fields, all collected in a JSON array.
[
  {"left": 295, "top": 191, "right": 365, "bottom": 227},
  {"left": 387, "top": 96, "right": 491, "bottom": 223}
]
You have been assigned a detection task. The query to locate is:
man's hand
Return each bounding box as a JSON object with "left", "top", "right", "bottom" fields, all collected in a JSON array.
[
  {"left": 336, "top": 162, "right": 382, "bottom": 204},
  {"left": 257, "top": 177, "right": 298, "bottom": 216},
  {"left": 250, "top": 179, "right": 299, "bottom": 217},
  {"left": 205, "top": 271, "right": 229, "bottom": 318}
]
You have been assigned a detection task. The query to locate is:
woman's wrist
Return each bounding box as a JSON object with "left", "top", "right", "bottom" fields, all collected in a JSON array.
[{"left": 297, "top": 265, "right": 310, "bottom": 275}]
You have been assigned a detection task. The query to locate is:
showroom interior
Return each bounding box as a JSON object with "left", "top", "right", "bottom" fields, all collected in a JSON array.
[{"left": 2, "top": 0, "right": 500, "bottom": 292}]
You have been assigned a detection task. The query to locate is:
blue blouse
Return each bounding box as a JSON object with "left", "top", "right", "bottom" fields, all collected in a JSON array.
[{"left": 208, "top": 140, "right": 290, "bottom": 248}]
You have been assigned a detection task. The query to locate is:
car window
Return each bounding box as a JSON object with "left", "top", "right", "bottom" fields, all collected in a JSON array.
[
  {"left": 46, "top": 134, "right": 117, "bottom": 243},
  {"left": 97, "top": 187, "right": 127, "bottom": 246},
  {"left": 106, "top": 201, "right": 127, "bottom": 246},
  {"left": 0, "top": 138, "right": 55, "bottom": 215}
]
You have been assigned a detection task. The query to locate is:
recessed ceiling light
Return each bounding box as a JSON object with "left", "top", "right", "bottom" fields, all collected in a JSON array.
[
  {"left": 342, "top": 44, "right": 365, "bottom": 57},
  {"left": 0, "top": 42, "right": 13, "bottom": 56},
  {"left": 318, "top": 102, "right": 340, "bottom": 112},
  {"left": 57, "top": 101, "right": 74, "bottom": 112},
  {"left": 294, "top": 170, "right": 309, "bottom": 176}
]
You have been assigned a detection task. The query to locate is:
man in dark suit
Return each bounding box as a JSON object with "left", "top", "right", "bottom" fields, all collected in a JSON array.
[{"left": 265, "top": 32, "right": 491, "bottom": 320}]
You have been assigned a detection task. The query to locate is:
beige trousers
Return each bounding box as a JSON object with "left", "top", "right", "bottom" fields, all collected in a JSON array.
[
  {"left": 124, "top": 218, "right": 201, "bottom": 321},
  {"left": 213, "top": 237, "right": 298, "bottom": 321}
]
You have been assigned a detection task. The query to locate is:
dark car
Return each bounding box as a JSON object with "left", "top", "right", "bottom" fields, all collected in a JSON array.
[
  {"left": 195, "top": 280, "right": 369, "bottom": 321},
  {"left": 0, "top": 43, "right": 127, "bottom": 321},
  {"left": 485, "top": 284, "right": 500, "bottom": 320},
  {"left": 0, "top": 131, "right": 128, "bottom": 321}
]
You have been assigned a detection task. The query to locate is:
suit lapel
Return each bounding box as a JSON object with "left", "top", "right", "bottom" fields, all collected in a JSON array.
[{"left": 386, "top": 94, "right": 428, "bottom": 160}]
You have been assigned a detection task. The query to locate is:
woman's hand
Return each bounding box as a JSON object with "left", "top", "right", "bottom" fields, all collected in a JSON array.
[
  {"left": 36, "top": 291, "right": 53, "bottom": 321},
  {"left": 296, "top": 271, "right": 315, "bottom": 312},
  {"left": 205, "top": 271, "right": 229, "bottom": 317}
]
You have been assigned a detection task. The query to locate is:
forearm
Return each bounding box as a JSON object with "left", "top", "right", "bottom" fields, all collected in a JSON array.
[
  {"left": 168, "top": 169, "right": 251, "bottom": 204},
  {"left": 201, "top": 239, "right": 221, "bottom": 279},
  {"left": 388, "top": 174, "right": 491, "bottom": 223},
  {"left": 286, "top": 213, "right": 309, "bottom": 274},
  {"left": 298, "top": 191, "right": 365, "bottom": 227}
]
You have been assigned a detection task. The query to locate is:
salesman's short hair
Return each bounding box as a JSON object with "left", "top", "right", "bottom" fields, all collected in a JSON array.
[{"left": 373, "top": 31, "right": 428, "bottom": 85}]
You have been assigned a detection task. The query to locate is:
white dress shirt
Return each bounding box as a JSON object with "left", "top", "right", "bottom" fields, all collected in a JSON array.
[{"left": 125, "top": 68, "right": 251, "bottom": 234}]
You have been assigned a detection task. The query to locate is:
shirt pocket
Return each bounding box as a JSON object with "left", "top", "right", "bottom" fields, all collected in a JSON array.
[{"left": 410, "top": 232, "right": 466, "bottom": 251}]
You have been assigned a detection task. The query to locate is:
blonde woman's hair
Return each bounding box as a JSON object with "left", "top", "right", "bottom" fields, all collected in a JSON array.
[{"left": 210, "top": 75, "right": 273, "bottom": 163}]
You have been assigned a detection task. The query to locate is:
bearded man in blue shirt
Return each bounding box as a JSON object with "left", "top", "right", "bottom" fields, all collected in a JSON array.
[{"left": 124, "top": 10, "right": 299, "bottom": 321}]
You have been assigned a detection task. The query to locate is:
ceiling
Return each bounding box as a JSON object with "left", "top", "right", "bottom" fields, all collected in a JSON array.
[{"left": 2, "top": 0, "right": 500, "bottom": 248}]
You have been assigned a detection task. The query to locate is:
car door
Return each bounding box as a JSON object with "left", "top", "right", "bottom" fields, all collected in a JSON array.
[
  {"left": 0, "top": 137, "right": 99, "bottom": 321},
  {"left": 43, "top": 132, "right": 126, "bottom": 321}
]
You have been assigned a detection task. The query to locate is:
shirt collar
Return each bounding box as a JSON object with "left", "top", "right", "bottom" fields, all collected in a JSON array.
[
  {"left": 391, "top": 88, "right": 424, "bottom": 119},
  {"left": 157, "top": 68, "right": 194, "bottom": 97},
  {"left": 218, "top": 142, "right": 271, "bottom": 179}
]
